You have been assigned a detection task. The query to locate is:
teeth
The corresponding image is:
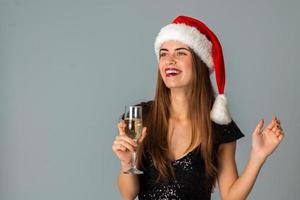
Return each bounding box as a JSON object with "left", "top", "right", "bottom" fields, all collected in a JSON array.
[{"left": 166, "top": 70, "right": 179, "bottom": 74}]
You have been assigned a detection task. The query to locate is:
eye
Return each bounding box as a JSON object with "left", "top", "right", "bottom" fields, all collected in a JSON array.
[
  {"left": 177, "top": 51, "right": 187, "bottom": 56},
  {"left": 159, "top": 52, "right": 167, "bottom": 58}
]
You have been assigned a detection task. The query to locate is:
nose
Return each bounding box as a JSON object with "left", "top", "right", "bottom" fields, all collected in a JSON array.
[{"left": 165, "top": 56, "right": 176, "bottom": 65}]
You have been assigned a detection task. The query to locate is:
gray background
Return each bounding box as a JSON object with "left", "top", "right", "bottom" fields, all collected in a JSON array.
[{"left": 1, "top": 0, "right": 299, "bottom": 199}]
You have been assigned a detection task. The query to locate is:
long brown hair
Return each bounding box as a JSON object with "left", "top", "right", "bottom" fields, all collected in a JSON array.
[{"left": 138, "top": 49, "right": 218, "bottom": 184}]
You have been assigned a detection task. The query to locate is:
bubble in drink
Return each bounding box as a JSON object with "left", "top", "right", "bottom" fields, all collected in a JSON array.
[{"left": 124, "top": 118, "right": 143, "bottom": 140}]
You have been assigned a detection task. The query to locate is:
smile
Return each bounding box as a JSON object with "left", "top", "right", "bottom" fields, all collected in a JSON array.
[{"left": 165, "top": 68, "right": 182, "bottom": 77}]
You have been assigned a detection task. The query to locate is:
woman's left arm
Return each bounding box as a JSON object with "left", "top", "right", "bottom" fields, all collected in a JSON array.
[{"left": 217, "top": 117, "right": 284, "bottom": 200}]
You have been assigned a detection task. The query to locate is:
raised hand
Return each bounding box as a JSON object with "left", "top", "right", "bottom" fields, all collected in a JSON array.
[
  {"left": 112, "top": 120, "right": 147, "bottom": 168},
  {"left": 251, "top": 116, "right": 285, "bottom": 160}
]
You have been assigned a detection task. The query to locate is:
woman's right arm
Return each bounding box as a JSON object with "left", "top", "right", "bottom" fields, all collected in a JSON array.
[
  {"left": 118, "top": 165, "right": 140, "bottom": 200},
  {"left": 112, "top": 121, "right": 147, "bottom": 200}
]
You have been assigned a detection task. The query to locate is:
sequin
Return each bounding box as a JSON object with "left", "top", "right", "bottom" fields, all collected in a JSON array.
[
  {"left": 142, "top": 183, "right": 182, "bottom": 200},
  {"left": 138, "top": 117, "right": 244, "bottom": 200},
  {"left": 172, "top": 152, "right": 193, "bottom": 171}
]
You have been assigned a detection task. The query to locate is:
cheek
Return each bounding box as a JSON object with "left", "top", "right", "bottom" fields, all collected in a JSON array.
[
  {"left": 181, "top": 59, "right": 193, "bottom": 73},
  {"left": 186, "top": 57, "right": 193, "bottom": 68},
  {"left": 158, "top": 64, "right": 164, "bottom": 76},
  {"left": 181, "top": 60, "right": 194, "bottom": 83},
  {"left": 158, "top": 68, "right": 163, "bottom": 77}
]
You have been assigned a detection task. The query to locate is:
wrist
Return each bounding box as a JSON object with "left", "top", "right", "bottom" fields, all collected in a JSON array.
[{"left": 250, "top": 150, "right": 268, "bottom": 165}]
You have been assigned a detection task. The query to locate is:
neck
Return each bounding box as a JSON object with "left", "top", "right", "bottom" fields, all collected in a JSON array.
[{"left": 169, "top": 89, "right": 191, "bottom": 120}]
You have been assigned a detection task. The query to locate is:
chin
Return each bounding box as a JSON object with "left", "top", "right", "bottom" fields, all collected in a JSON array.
[
  {"left": 164, "top": 82, "right": 179, "bottom": 88},
  {"left": 164, "top": 84, "right": 188, "bottom": 90}
]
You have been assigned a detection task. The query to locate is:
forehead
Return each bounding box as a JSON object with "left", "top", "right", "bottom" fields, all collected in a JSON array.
[{"left": 160, "top": 40, "right": 189, "bottom": 50}]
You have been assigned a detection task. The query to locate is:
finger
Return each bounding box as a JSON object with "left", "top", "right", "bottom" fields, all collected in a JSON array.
[
  {"left": 276, "top": 129, "right": 285, "bottom": 138},
  {"left": 278, "top": 133, "right": 284, "bottom": 141},
  {"left": 271, "top": 124, "right": 283, "bottom": 134},
  {"left": 117, "top": 121, "right": 126, "bottom": 136},
  {"left": 118, "top": 121, "right": 126, "bottom": 129},
  {"left": 138, "top": 127, "right": 147, "bottom": 144},
  {"left": 112, "top": 143, "right": 127, "bottom": 152},
  {"left": 114, "top": 140, "right": 135, "bottom": 152},
  {"left": 272, "top": 126, "right": 277, "bottom": 133},
  {"left": 275, "top": 124, "right": 283, "bottom": 132},
  {"left": 275, "top": 117, "right": 281, "bottom": 125},
  {"left": 117, "top": 135, "right": 137, "bottom": 147},
  {"left": 112, "top": 142, "right": 124, "bottom": 152},
  {"left": 266, "top": 117, "right": 276, "bottom": 130},
  {"left": 119, "top": 145, "right": 127, "bottom": 152},
  {"left": 274, "top": 129, "right": 281, "bottom": 137},
  {"left": 254, "top": 119, "right": 264, "bottom": 135}
]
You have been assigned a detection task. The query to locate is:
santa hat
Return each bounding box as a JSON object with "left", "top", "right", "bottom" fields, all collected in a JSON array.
[{"left": 154, "top": 15, "right": 231, "bottom": 125}]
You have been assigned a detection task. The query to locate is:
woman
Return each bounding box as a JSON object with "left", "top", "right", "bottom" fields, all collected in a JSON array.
[{"left": 112, "top": 16, "right": 284, "bottom": 200}]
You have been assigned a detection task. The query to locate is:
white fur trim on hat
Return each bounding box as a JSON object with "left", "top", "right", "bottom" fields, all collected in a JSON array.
[
  {"left": 210, "top": 94, "right": 232, "bottom": 125},
  {"left": 154, "top": 23, "right": 214, "bottom": 73}
]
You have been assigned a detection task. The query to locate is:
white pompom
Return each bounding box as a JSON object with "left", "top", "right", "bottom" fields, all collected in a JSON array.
[{"left": 210, "top": 94, "right": 232, "bottom": 125}]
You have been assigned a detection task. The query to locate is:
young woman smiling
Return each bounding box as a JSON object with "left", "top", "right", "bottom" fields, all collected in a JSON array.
[{"left": 112, "top": 16, "right": 285, "bottom": 200}]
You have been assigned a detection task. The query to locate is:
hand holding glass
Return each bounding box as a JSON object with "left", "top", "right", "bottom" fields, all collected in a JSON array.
[{"left": 123, "top": 106, "right": 144, "bottom": 174}]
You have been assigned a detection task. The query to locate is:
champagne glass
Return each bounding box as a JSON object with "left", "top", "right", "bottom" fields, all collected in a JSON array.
[{"left": 123, "top": 106, "right": 144, "bottom": 174}]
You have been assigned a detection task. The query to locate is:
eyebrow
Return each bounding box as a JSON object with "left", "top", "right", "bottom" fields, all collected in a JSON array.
[{"left": 159, "top": 47, "right": 190, "bottom": 52}]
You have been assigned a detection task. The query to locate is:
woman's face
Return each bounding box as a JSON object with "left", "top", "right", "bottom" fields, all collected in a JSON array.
[{"left": 159, "top": 40, "right": 194, "bottom": 90}]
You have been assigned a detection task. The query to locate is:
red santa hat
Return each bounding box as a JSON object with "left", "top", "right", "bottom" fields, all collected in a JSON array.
[{"left": 154, "top": 15, "right": 231, "bottom": 125}]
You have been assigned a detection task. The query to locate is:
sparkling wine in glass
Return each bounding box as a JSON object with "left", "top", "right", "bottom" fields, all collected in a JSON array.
[{"left": 123, "top": 106, "right": 144, "bottom": 174}]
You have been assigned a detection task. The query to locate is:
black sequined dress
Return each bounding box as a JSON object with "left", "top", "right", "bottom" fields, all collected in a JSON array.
[{"left": 137, "top": 102, "right": 244, "bottom": 200}]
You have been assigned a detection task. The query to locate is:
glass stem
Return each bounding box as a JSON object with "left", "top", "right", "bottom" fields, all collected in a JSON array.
[{"left": 132, "top": 151, "right": 137, "bottom": 169}]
